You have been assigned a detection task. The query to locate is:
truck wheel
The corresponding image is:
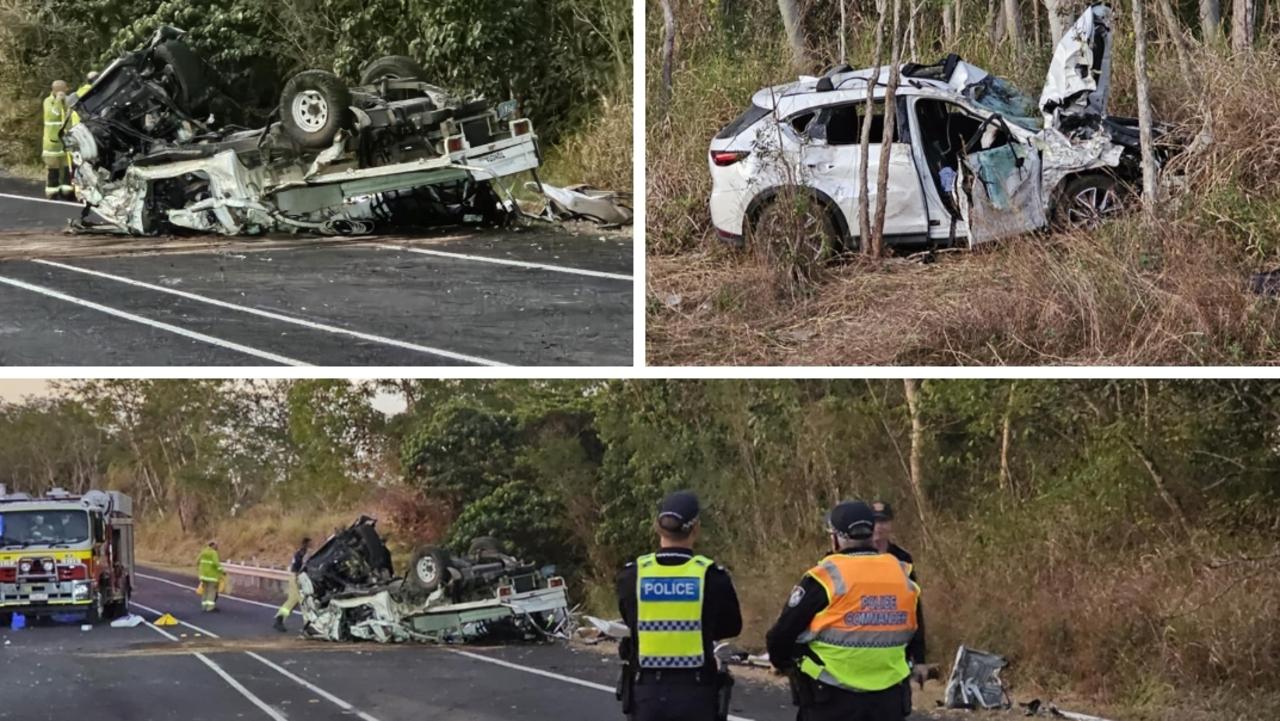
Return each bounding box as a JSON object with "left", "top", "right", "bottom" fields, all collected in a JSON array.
[
  {"left": 153, "top": 41, "right": 211, "bottom": 116},
  {"left": 404, "top": 546, "right": 451, "bottom": 595},
  {"left": 279, "top": 70, "right": 352, "bottom": 149},
  {"left": 104, "top": 584, "right": 130, "bottom": 620},
  {"left": 359, "top": 55, "right": 428, "bottom": 84},
  {"left": 1052, "top": 174, "right": 1124, "bottom": 231},
  {"left": 85, "top": 591, "right": 104, "bottom": 624}
]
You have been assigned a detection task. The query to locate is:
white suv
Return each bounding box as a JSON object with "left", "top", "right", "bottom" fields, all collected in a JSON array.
[{"left": 708, "top": 5, "right": 1166, "bottom": 253}]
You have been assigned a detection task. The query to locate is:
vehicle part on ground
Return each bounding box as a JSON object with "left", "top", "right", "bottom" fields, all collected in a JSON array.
[
  {"left": 0, "top": 486, "right": 134, "bottom": 623},
  {"left": 534, "top": 182, "right": 634, "bottom": 226},
  {"left": 61, "top": 28, "right": 541, "bottom": 236},
  {"left": 943, "top": 645, "right": 1012, "bottom": 710},
  {"left": 708, "top": 4, "right": 1175, "bottom": 253},
  {"left": 1051, "top": 173, "right": 1123, "bottom": 230},
  {"left": 298, "top": 517, "right": 572, "bottom": 644},
  {"left": 747, "top": 195, "right": 840, "bottom": 279}
]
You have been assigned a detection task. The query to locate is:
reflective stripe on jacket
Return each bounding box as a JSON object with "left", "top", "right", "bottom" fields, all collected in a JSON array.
[
  {"left": 798, "top": 552, "right": 919, "bottom": 692},
  {"left": 42, "top": 94, "right": 66, "bottom": 157},
  {"left": 635, "top": 552, "right": 712, "bottom": 669},
  {"left": 197, "top": 547, "right": 224, "bottom": 582}
]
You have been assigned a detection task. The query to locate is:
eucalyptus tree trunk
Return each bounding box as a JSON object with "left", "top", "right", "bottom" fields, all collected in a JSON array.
[
  {"left": 1232, "top": 0, "right": 1257, "bottom": 53},
  {"left": 870, "top": 0, "right": 905, "bottom": 256},
  {"left": 1133, "top": 0, "right": 1159, "bottom": 211},
  {"left": 778, "top": 0, "right": 810, "bottom": 70},
  {"left": 858, "top": 0, "right": 887, "bottom": 255},
  {"left": 1201, "top": 0, "right": 1222, "bottom": 44}
]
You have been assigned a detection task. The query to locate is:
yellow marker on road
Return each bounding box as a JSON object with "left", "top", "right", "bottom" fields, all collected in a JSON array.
[{"left": 154, "top": 613, "right": 179, "bottom": 626}]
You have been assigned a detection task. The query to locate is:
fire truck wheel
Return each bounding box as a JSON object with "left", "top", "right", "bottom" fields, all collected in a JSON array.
[
  {"left": 105, "top": 590, "right": 129, "bottom": 620},
  {"left": 85, "top": 591, "right": 104, "bottom": 624}
]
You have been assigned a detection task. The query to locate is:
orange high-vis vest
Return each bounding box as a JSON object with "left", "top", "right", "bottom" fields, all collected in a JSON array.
[{"left": 797, "top": 551, "right": 919, "bottom": 692}]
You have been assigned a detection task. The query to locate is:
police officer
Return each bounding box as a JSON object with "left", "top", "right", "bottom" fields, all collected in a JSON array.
[
  {"left": 766, "top": 501, "right": 927, "bottom": 721},
  {"left": 871, "top": 502, "right": 916, "bottom": 582},
  {"left": 616, "top": 491, "right": 742, "bottom": 721}
]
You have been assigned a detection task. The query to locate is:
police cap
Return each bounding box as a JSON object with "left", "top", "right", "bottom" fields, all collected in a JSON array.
[
  {"left": 828, "top": 500, "right": 875, "bottom": 539},
  {"left": 657, "top": 490, "right": 700, "bottom": 532}
]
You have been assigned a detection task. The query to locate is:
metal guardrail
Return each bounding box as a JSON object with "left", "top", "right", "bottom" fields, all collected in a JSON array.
[{"left": 223, "top": 562, "right": 293, "bottom": 582}]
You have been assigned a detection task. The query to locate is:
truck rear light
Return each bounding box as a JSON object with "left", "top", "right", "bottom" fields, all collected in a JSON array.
[
  {"left": 58, "top": 565, "right": 88, "bottom": 581},
  {"left": 547, "top": 576, "right": 565, "bottom": 589},
  {"left": 446, "top": 134, "right": 466, "bottom": 154},
  {"left": 510, "top": 119, "right": 532, "bottom": 136},
  {"left": 0, "top": 568, "right": 15, "bottom": 583},
  {"left": 496, "top": 585, "right": 514, "bottom": 598},
  {"left": 711, "top": 150, "right": 749, "bottom": 167}
]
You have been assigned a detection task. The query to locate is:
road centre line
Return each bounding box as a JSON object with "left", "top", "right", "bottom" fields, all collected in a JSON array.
[
  {"left": 447, "top": 649, "right": 757, "bottom": 721},
  {"left": 141, "top": 618, "right": 289, "bottom": 721},
  {"left": 0, "top": 191, "right": 82, "bottom": 207},
  {"left": 135, "top": 571, "right": 297, "bottom": 614},
  {"left": 375, "top": 243, "right": 633, "bottom": 281},
  {"left": 0, "top": 273, "right": 307, "bottom": 366},
  {"left": 132, "top": 601, "right": 383, "bottom": 721},
  {"left": 30, "top": 258, "right": 505, "bottom": 367}
]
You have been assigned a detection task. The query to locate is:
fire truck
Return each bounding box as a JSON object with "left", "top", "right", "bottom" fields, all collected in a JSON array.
[{"left": 0, "top": 486, "right": 134, "bottom": 623}]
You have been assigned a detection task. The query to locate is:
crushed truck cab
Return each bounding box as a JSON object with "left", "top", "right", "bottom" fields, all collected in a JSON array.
[{"left": 0, "top": 487, "right": 134, "bottom": 622}]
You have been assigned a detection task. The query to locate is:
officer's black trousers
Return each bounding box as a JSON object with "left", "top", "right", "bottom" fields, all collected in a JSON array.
[
  {"left": 630, "top": 682, "right": 717, "bottom": 721},
  {"left": 797, "top": 684, "right": 906, "bottom": 721}
]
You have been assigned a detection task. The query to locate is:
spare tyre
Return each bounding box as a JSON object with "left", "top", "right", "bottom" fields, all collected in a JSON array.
[
  {"left": 359, "top": 55, "right": 427, "bottom": 84},
  {"left": 279, "top": 70, "right": 352, "bottom": 149},
  {"left": 152, "top": 41, "right": 211, "bottom": 116},
  {"left": 404, "top": 545, "right": 452, "bottom": 595}
]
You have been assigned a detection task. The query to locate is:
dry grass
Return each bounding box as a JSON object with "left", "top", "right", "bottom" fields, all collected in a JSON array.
[{"left": 541, "top": 89, "right": 634, "bottom": 193}]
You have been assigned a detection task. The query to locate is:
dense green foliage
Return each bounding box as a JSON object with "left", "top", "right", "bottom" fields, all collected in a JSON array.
[{"left": 2, "top": 379, "right": 1277, "bottom": 716}]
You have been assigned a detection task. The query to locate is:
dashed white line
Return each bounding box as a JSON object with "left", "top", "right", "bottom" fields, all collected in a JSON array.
[
  {"left": 141, "top": 618, "right": 290, "bottom": 721},
  {"left": 135, "top": 571, "right": 297, "bottom": 614},
  {"left": 31, "top": 259, "right": 505, "bottom": 367},
  {"left": 133, "top": 600, "right": 383, "bottom": 721},
  {"left": 376, "top": 243, "right": 633, "bottom": 281},
  {"left": 0, "top": 274, "right": 307, "bottom": 366}
]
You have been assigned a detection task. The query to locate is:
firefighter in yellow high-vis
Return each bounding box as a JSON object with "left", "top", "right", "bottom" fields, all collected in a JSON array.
[
  {"left": 197, "top": 541, "right": 225, "bottom": 612},
  {"left": 42, "top": 80, "right": 73, "bottom": 200}
]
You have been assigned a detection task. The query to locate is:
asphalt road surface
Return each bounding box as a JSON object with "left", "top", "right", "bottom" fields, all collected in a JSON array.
[
  {"left": 0, "top": 175, "right": 633, "bottom": 366},
  {"left": 0, "top": 566, "right": 803, "bottom": 721}
]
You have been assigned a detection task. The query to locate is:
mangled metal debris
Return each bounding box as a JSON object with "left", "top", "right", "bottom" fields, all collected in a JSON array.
[
  {"left": 298, "top": 517, "right": 572, "bottom": 644},
  {"left": 533, "top": 183, "right": 633, "bottom": 226},
  {"left": 61, "top": 27, "right": 540, "bottom": 236},
  {"left": 944, "top": 645, "right": 1012, "bottom": 710},
  {"left": 708, "top": 4, "right": 1178, "bottom": 251}
]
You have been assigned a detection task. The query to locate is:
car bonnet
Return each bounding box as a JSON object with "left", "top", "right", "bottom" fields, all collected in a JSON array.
[{"left": 1039, "top": 4, "right": 1114, "bottom": 129}]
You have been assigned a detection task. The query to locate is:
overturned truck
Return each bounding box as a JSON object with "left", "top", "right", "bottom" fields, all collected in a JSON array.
[
  {"left": 298, "top": 517, "right": 572, "bottom": 644},
  {"left": 63, "top": 27, "right": 540, "bottom": 236}
]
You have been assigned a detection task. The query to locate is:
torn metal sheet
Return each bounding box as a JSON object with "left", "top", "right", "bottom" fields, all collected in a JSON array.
[
  {"left": 943, "top": 645, "right": 1012, "bottom": 710},
  {"left": 1040, "top": 5, "right": 1113, "bottom": 129},
  {"left": 536, "top": 183, "right": 633, "bottom": 225}
]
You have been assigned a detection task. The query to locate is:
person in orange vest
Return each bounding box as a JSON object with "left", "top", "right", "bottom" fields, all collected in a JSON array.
[{"left": 766, "top": 501, "right": 927, "bottom": 721}]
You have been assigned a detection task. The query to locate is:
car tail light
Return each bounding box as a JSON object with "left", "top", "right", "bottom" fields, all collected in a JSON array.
[
  {"left": 510, "top": 119, "right": 532, "bottom": 136},
  {"left": 711, "top": 150, "right": 748, "bottom": 167},
  {"left": 0, "top": 568, "right": 15, "bottom": 583},
  {"left": 496, "top": 585, "right": 514, "bottom": 599},
  {"left": 547, "top": 576, "right": 565, "bottom": 589},
  {"left": 58, "top": 565, "right": 88, "bottom": 581},
  {"left": 446, "top": 134, "right": 466, "bottom": 154}
]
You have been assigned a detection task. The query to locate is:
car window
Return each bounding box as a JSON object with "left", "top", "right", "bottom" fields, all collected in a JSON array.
[
  {"left": 715, "top": 104, "right": 770, "bottom": 139},
  {"left": 788, "top": 111, "right": 815, "bottom": 134},
  {"left": 962, "top": 76, "right": 1042, "bottom": 131},
  {"left": 808, "top": 102, "right": 895, "bottom": 146}
]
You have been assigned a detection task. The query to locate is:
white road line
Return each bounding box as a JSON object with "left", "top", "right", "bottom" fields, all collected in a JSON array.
[
  {"left": 376, "top": 243, "right": 633, "bottom": 281},
  {"left": 135, "top": 571, "right": 298, "bottom": 614},
  {"left": 31, "top": 259, "right": 506, "bottom": 367},
  {"left": 0, "top": 191, "right": 82, "bottom": 207},
  {"left": 448, "top": 649, "right": 757, "bottom": 721},
  {"left": 0, "top": 273, "right": 307, "bottom": 366},
  {"left": 141, "top": 618, "right": 289, "bottom": 721},
  {"left": 133, "top": 601, "right": 383, "bottom": 721}
]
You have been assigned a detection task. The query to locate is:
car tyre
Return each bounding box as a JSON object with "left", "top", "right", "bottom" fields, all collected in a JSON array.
[
  {"left": 280, "top": 70, "right": 353, "bottom": 150},
  {"left": 1053, "top": 174, "right": 1124, "bottom": 231},
  {"left": 748, "top": 193, "right": 843, "bottom": 282},
  {"left": 404, "top": 546, "right": 452, "bottom": 595},
  {"left": 360, "top": 56, "right": 430, "bottom": 101}
]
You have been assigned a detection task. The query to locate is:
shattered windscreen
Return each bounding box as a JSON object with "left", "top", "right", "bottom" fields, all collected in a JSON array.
[{"left": 964, "top": 76, "right": 1042, "bottom": 131}]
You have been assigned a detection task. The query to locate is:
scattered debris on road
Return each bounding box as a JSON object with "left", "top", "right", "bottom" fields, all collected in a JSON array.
[
  {"left": 299, "top": 517, "right": 572, "bottom": 644},
  {"left": 532, "top": 183, "right": 633, "bottom": 226}
]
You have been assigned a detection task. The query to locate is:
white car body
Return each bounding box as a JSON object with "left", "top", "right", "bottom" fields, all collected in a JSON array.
[{"left": 708, "top": 4, "right": 1138, "bottom": 249}]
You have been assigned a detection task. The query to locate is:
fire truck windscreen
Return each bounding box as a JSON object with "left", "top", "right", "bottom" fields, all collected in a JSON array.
[{"left": 0, "top": 510, "right": 90, "bottom": 548}]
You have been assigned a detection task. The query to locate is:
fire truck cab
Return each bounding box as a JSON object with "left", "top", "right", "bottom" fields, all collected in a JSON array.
[{"left": 0, "top": 487, "right": 134, "bottom": 623}]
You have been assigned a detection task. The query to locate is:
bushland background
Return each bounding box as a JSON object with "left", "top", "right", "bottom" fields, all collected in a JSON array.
[
  {"left": 1, "top": 379, "right": 1277, "bottom": 721},
  {"left": 646, "top": 0, "right": 1280, "bottom": 365},
  {"left": 0, "top": 0, "right": 630, "bottom": 192}
]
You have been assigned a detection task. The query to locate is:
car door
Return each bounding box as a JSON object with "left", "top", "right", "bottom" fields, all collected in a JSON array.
[
  {"left": 957, "top": 116, "right": 1047, "bottom": 246},
  {"left": 797, "top": 101, "right": 929, "bottom": 244}
]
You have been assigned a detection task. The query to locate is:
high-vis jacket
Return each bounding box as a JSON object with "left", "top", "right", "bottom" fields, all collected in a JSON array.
[
  {"left": 42, "top": 94, "right": 67, "bottom": 164},
  {"left": 197, "top": 547, "right": 224, "bottom": 583},
  {"left": 797, "top": 552, "right": 919, "bottom": 692},
  {"left": 635, "top": 552, "right": 712, "bottom": 669}
]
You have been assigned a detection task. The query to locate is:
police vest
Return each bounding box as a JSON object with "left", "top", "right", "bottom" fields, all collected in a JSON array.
[
  {"left": 42, "top": 94, "right": 66, "bottom": 158},
  {"left": 635, "top": 553, "right": 712, "bottom": 669},
  {"left": 798, "top": 552, "right": 919, "bottom": 692}
]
